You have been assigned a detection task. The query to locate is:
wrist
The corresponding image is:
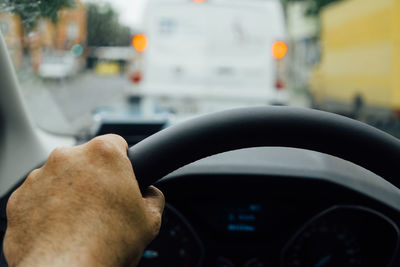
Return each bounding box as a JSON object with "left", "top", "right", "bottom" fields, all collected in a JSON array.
[
  {"left": 14, "top": 241, "right": 142, "bottom": 267},
  {"left": 16, "top": 248, "right": 104, "bottom": 267}
]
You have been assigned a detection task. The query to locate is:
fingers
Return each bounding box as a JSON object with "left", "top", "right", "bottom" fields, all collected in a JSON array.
[
  {"left": 143, "top": 186, "right": 165, "bottom": 215},
  {"left": 142, "top": 186, "right": 165, "bottom": 241}
]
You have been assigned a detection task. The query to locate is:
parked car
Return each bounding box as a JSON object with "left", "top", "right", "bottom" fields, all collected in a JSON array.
[{"left": 38, "top": 52, "right": 81, "bottom": 80}]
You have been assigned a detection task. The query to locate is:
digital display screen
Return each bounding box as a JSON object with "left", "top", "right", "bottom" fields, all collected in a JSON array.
[
  {"left": 190, "top": 200, "right": 275, "bottom": 237},
  {"left": 224, "top": 204, "right": 263, "bottom": 233}
]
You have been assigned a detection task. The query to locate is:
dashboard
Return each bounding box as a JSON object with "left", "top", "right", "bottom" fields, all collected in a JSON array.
[
  {"left": 138, "top": 175, "right": 399, "bottom": 267},
  {"left": 135, "top": 147, "right": 400, "bottom": 267}
]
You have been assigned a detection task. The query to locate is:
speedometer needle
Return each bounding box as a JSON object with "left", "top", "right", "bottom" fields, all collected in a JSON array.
[{"left": 314, "top": 255, "right": 332, "bottom": 267}]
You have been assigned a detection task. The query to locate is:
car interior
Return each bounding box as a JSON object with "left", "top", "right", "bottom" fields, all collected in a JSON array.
[
  {"left": 0, "top": 27, "right": 400, "bottom": 267},
  {"left": 0, "top": 0, "right": 400, "bottom": 267}
]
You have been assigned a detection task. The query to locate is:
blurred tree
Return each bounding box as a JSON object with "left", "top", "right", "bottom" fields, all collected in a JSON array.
[
  {"left": 86, "top": 3, "right": 132, "bottom": 47},
  {"left": 0, "top": 0, "right": 75, "bottom": 31},
  {"left": 281, "top": 0, "right": 342, "bottom": 15}
]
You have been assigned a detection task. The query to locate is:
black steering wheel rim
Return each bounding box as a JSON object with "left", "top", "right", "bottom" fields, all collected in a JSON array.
[{"left": 128, "top": 106, "right": 400, "bottom": 190}]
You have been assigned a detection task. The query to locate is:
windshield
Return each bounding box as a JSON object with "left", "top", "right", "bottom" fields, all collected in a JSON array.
[{"left": 0, "top": 0, "right": 399, "bottom": 139}]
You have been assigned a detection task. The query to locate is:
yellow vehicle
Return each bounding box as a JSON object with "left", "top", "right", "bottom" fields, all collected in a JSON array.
[
  {"left": 310, "top": 0, "right": 400, "bottom": 124},
  {"left": 95, "top": 61, "right": 121, "bottom": 76}
]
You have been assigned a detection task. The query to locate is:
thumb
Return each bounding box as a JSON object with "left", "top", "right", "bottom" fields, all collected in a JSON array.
[{"left": 143, "top": 186, "right": 165, "bottom": 216}]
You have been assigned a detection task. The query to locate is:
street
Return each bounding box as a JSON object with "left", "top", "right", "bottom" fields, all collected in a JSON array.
[
  {"left": 20, "top": 71, "right": 312, "bottom": 137},
  {"left": 16, "top": 64, "right": 400, "bottom": 142},
  {"left": 20, "top": 71, "right": 400, "bottom": 139},
  {"left": 20, "top": 71, "right": 130, "bottom": 136}
]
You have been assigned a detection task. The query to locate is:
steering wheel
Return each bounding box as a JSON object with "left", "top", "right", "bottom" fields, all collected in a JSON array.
[
  {"left": 128, "top": 106, "right": 400, "bottom": 190},
  {"left": 1, "top": 106, "right": 400, "bottom": 267}
]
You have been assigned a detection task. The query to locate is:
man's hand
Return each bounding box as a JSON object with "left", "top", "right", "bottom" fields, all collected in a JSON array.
[{"left": 3, "top": 134, "right": 165, "bottom": 267}]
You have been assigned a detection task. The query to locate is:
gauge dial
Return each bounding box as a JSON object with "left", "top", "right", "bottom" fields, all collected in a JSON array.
[
  {"left": 282, "top": 219, "right": 361, "bottom": 267},
  {"left": 282, "top": 207, "right": 365, "bottom": 267},
  {"left": 282, "top": 205, "right": 400, "bottom": 267},
  {"left": 137, "top": 204, "right": 204, "bottom": 267}
]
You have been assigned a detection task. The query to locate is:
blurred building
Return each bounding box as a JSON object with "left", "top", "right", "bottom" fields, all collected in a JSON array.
[
  {"left": 0, "top": 13, "right": 24, "bottom": 68},
  {"left": 55, "top": 0, "right": 87, "bottom": 51},
  {"left": 30, "top": 0, "right": 87, "bottom": 72},
  {"left": 0, "top": 0, "right": 86, "bottom": 72}
]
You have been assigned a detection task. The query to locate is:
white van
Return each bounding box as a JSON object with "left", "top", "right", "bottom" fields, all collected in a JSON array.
[{"left": 129, "top": 0, "right": 288, "bottom": 117}]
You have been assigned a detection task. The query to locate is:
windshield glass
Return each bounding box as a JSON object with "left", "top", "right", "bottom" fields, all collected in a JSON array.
[{"left": 1, "top": 0, "right": 399, "bottom": 139}]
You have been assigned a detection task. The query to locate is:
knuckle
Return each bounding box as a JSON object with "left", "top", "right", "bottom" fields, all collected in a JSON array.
[
  {"left": 24, "top": 168, "right": 41, "bottom": 185},
  {"left": 6, "top": 190, "right": 20, "bottom": 218},
  {"left": 3, "top": 230, "right": 21, "bottom": 267},
  {"left": 106, "top": 134, "right": 128, "bottom": 147},
  {"left": 48, "top": 147, "right": 69, "bottom": 165},
  {"left": 88, "top": 136, "right": 121, "bottom": 158},
  {"left": 2, "top": 233, "right": 14, "bottom": 265}
]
